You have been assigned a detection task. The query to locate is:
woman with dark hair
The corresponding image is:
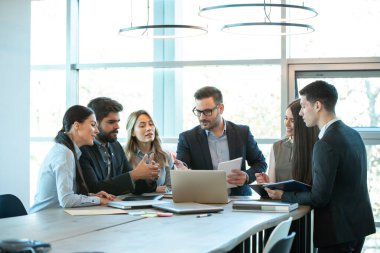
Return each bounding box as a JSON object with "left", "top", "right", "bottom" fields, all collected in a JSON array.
[
  {"left": 256, "top": 99, "right": 319, "bottom": 185},
  {"left": 30, "top": 105, "right": 115, "bottom": 213},
  {"left": 125, "top": 110, "right": 175, "bottom": 193}
]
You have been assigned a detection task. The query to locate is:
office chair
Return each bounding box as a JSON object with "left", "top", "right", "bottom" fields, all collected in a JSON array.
[
  {"left": 266, "top": 232, "right": 296, "bottom": 253},
  {"left": 0, "top": 194, "right": 28, "bottom": 219},
  {"left": 262, "top": 217, "right": 293, "bottom": 253}
]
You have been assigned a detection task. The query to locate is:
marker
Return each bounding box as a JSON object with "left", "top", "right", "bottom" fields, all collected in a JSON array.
[{"left": 196, "top": 213, "right": 212, "bottom": 218}]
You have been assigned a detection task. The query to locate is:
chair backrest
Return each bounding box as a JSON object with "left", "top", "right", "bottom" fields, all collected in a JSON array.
[
  {"left": 267, "top": 232, "right": 296, "bottom": 253},
  {"left": 0, "top": 194, "right": 28, "bottom": 219},
  {"left": 262, "top": 217, "right": 293, "bottom": 253}
]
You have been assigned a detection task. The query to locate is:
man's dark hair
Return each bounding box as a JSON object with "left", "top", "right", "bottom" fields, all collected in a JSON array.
[
  {"left": 299, "top": 80, "right": 338, "bottom": 113},
  {"left": 87, "top": 97, "right": 123, "bottom": 122},
  {"left": 194, "top": 86, "right": 223, "bottom": 105}
]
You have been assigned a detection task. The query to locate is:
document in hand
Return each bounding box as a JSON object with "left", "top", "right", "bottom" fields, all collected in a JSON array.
[
  {"left": 232, "top": 200, "right": 299, "bottom": 212},
  {"left": 263, "top": 179, "right": 311, "bottom": 192},
  {"left": 217, "top": 157, "right": 243, "bottom": 188}
]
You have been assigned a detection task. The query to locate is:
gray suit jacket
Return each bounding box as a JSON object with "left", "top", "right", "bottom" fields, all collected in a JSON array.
[
  {"left": 176, "top": 121, "right": 267, "bottom": 196},
  {"left": 282, "top": 120, "right": 375, "bottom": 247}
]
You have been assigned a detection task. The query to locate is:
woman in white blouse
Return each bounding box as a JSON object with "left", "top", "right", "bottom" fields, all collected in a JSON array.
[{"left": 30, "top": 105, "right": 115, "bottom": 213}]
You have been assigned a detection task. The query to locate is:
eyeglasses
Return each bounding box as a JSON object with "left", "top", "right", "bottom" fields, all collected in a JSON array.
[{"left": 192, "top": 105, "right": 219, "bottom": 117}]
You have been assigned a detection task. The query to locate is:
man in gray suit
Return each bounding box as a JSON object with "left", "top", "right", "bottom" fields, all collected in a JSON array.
[{"left": 266, "top": 80, "right": 375, "bottom": 252}]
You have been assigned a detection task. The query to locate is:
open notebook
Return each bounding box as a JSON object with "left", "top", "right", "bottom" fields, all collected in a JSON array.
[{"left": 170, "top": 170, "right": 229, "bottom": 204}]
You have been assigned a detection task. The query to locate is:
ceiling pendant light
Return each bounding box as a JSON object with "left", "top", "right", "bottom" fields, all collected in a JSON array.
[
  {"left": 198, "top": 1, "right": 317, "bottom": 36},
  {"left": 119, "top": 0, "right": 207, "bottom": 39}
]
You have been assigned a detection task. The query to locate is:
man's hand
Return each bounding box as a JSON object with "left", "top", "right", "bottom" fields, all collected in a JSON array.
[
  {"left": 227, "top": 169, "right": 248, "bottom": 186},
  {"left": 130, "top": 154, "right": 160, "bottom": 181},
  {"left": 265, "top": 188, "right": 284, "bottom": 200}
]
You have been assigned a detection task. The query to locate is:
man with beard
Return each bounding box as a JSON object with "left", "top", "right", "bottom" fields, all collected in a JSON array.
[
  {"left": 176, "top": 86, "right": 267, "bottom": 196},
  {"left": 80, "top": 97, "right": 159, "bottom": 195}
]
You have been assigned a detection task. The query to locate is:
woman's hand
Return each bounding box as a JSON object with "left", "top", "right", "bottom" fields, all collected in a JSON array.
[
  {"left": 89, "top": 191, "right": 116, "bottom": 205},
  {"left": 255, "top": 173, "right": 269, "bottom": 184},
  {"left": 156, "top": 185, "right": 169, "bottom": 193}
]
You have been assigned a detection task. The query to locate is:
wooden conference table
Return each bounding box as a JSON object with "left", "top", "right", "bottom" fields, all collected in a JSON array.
[{"left": 0, "top": 202, "right": 312, "bottom": 253}]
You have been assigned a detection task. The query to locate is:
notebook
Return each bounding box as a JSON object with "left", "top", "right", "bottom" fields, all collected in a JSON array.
[
  {"left": 170, "top": 170, "right": 229, "bottom": 204},
  {"left": 107, "top": 200, "right": 166, "bottom": 210},
  {"left": 152, "top": 202, "right": 223, "bottom": 214},
  {"left": 233, "top": 200, "right": 299, "bottom": 212}
]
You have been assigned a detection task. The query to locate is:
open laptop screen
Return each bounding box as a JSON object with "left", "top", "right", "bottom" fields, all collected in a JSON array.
[{"left": 170, "top": 170, "right": 228, "bottom": 204}]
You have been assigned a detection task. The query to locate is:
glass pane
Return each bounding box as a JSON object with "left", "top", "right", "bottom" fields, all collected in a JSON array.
[
  {"left": 30, "top": 70, "right": 66, "bottom": 137},
  {"left": 367, "top": 145, "right": 380, "bottom": 222},
  {"left": 289, "top": 0, "right": 380, "bottom": 58},
  {"left": 176, "top": 1, "right": 281, "bottom": 60},
  {"left": 79, "top": 68, "right": 154, "bottom": 138},
  {"left": 31, "top": 0, "right": 66, "bottom": 65},
  {"left": 297, "top": 77, "right": 380, "bottom": 127},
  {"left": 181, "top": 65, "right": 281, "bottom": 139},
  {"left": 79, "top": 0, "right": 153, "bottom": 63},
  {"left": 30, "top": 141, "right": 55, "bottom": 206}
]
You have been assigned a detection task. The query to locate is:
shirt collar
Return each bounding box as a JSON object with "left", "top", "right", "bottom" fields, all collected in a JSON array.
[
  {"left": 136, "top": 147, "right": 155, "bottom": 159},
  {"left": 318, "top": 118, "right": 339, "bottom": 139},
  {"left": 94, "top": 138, "right": 109, "bottom": 148},
  {"left": 73, "top": 142, "right": 82, "bottom": 159},
  {"left": 205, "top": 119, "right": 227, "bottom": 137}
]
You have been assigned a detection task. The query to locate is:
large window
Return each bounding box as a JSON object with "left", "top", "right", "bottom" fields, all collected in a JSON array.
[
  {"left": 30, "top": 2, "right": 380, "bottom": 249},
  {"left": 289, "top": 63, "right": 380, "bottom": 222}
]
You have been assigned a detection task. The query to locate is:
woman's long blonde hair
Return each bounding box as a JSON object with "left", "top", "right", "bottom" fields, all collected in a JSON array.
[{"left": 125, "top": 110, "right": 169, "bottom": 168}]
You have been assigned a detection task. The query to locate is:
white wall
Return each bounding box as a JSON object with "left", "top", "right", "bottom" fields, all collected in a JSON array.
[{"left": 0, "top": 0, "right": 31, "bottom": 208}]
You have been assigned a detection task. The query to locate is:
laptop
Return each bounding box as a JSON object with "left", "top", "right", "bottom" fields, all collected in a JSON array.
[
  {"left": 122, "top": 194, "right": 164, "bottom": 201},
  {"left": 107, "top": 200, "right": 166, "bottom": 210},
  {"left": 170, "top": 170, "right": 229, "bottom": 204},
  {"left": 152, "top": 202, "right": 223, "bottom": 214}
]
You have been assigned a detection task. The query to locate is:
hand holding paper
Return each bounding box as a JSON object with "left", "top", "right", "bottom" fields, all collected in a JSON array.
[{"left": 217, "top": 157, "right": 243, "bottom": 188}]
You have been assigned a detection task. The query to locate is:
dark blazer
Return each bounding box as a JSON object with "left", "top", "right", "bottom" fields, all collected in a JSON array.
[
  {"left": 80, "top": 141, "right": 156, "bottom": 195},
  {"left": 282, "top": 120, "right": 375, "bottom": 247},
  {"left": 176, "top": 121, "right": 267, "bottom": 196}
]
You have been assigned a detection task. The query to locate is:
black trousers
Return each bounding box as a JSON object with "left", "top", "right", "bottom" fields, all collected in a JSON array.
[{"left": 318, "top": 237, "right": 365, "bottom": 253}]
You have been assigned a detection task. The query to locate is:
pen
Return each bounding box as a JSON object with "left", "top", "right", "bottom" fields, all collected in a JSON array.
[{"left": 196, "top": 213, "right": 212, "bottom": 218}]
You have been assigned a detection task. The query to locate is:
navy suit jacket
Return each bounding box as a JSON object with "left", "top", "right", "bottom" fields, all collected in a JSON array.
[
  {"left": 80, "top": 141, "right": 156, "bottom": 195},
  {"left": 176, "top": 121, "right": 267, "bottom": 196},
  {"left": 282, "top": 120, "right": 375, "bottom": 247}
]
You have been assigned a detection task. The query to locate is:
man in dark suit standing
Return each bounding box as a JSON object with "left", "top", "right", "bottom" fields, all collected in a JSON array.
[
  {"left": 266, "top": 80, "right": 375, "bottom": 252},
  {"left": 176, "top": 86, "right": 267, "bottom": 196},
  {"left": 80, "top": 97, "right": 159, "bottom": 195}
]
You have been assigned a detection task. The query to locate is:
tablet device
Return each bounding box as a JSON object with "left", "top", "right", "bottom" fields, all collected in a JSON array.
[
  {"left": 122, "top": 194, "right": 164, "bottom": 201},
  {"left": 152, "top": 202, "right": 223, "bottom": 214},
  {"left": 250, "top": 184, "right": 270, "bottom": 199},
  {"left": 263, "top": 179, "right": 311, "bottom": 192},
  {"left": 107, "top": 200, "right": 167, "bottom": 210}
]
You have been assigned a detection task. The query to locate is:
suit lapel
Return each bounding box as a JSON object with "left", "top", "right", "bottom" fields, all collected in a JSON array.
[
  {"left": 226, "top": 121, "right": 236, "bottom": 159},
  {"left": 196, "top": 127, "right": 214, "bottom": 170}
]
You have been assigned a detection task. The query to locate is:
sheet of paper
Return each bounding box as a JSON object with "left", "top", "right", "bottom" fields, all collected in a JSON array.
[
  {"left": 217, "top": 157, "right": 243, "bottom": 188},
  {"left": 64, "top": 206, "right": 129, "bottom": 216}
]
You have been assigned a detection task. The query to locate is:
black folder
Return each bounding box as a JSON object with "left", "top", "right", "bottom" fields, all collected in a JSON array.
[{"left": 250, "top": 179, "right": 311, "bottom": 198}]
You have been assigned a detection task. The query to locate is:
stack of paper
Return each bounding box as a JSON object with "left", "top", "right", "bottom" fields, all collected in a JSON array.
[{"left": 232, "top": 200, "right": 298, "bottom": 212}]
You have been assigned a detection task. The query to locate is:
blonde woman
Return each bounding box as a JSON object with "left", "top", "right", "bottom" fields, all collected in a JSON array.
[{"left": 125, "top": 110, "right": 174, "bottom": 193}]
